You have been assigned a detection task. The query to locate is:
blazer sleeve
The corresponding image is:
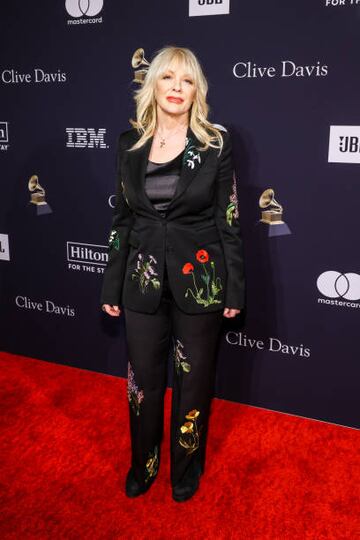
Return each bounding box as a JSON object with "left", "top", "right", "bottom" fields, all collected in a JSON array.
[
  {"left": 215, "top": 130, "right": 246, "bottom": 309},
  {"left": 100, "top": 134, "right": 134, "bottom": 306}
]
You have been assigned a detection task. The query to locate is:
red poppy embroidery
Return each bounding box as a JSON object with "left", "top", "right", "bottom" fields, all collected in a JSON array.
[
  {"left": 196, "top": 249, "right": 209, "bottom": 264},
  {"left": 183, "top": 251, "right": 223, "bottom": 307},
  {"left": 182, "top": 262, "right": 194, "bottom": 275}
]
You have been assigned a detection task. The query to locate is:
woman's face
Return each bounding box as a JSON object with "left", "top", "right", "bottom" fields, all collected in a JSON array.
[{"left": 154, "top": 60, "right": 196, "bottom": 119}]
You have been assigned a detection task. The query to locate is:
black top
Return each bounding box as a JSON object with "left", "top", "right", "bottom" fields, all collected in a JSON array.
[{"left": 145, "top": 149, "right": 184, "bottom": 218}]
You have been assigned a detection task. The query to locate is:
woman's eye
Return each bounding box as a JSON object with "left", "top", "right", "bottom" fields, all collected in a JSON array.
[{"left": 162, "top": 75, "right": 193, "bottom": 84}]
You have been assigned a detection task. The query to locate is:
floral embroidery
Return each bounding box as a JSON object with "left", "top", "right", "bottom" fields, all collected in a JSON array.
[
  {"left": 108, "top": 230, "right": 120, "bottom": 251},
  {"left": 183, "top": 136, "right": 201, "bottom": 170},
  {"left": 173, "top": 338, "right": 191, "bottom": 375},
  {"left": 145, "top": 445, "right": 159, "bottom": 483},
  {"left": 179, "top": 409, "right": 202, "bottom": 455},
  {"left": 226, "top": 172, "right": 240, "bottom": 226},
  {"left": 182, "top": 249, "right": 223, "bottom": 307},
  {"left": 182, "top": 262, "right": 194, "bottom": 274},
  {"left": 127, "top": 362, "right": 144, "bottom": 416},
  {"left": 131, "top": 253, "right": 161, "bottom": 293}
]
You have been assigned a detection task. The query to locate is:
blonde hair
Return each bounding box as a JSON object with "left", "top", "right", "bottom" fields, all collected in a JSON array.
[{"left": 128, "top": 45, "right": 224, "bottom": 154}]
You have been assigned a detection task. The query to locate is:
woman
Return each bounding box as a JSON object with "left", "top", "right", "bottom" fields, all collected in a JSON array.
[{"left": 101, "top": 46, "right": 245, "bottom": 502}]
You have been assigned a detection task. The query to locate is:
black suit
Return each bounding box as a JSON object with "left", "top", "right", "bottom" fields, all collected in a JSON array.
[
  {"left": 100, "top": 125, "right": 245, "bottom": 313},
  {"left": 101, "top": 125, "right": 246, "bottom": 489}
]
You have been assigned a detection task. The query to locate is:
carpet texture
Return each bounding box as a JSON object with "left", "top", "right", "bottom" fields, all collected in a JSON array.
[{"left": 0, "top": 351, "right": 359, "bottom": 539}]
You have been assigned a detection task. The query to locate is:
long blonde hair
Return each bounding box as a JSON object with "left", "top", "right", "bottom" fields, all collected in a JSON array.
[{"left": 128, "top": 45, "right": 224, "bottom": 154}]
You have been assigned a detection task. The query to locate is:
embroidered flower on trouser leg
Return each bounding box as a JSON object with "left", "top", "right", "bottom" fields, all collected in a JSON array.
[
  {"left": 179, "top": 409, "right": 202, "bottom": 455},
  {"left": 145, "top": 445, "right": 159, "bottom": 483},
  {"left": 173, "top": 338, "right": 191, "bottom": 375},
  {"left": 127, "top": 362, "right": 144, "bottom": 416}
]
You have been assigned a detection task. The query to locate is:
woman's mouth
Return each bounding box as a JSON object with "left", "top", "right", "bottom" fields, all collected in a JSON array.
[{"left": 166, "top": 97, "right": 184, "bottom": 104}]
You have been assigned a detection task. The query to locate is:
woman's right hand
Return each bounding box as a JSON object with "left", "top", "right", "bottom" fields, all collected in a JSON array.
[{"left": 102, "top": 304, "right": 121, "bottom": 317}]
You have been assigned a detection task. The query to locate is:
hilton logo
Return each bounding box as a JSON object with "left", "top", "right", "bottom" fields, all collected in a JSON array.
[
  {"left": 189, "top": 0, "right": 230, "bottom": 16},
  {"left": 67, "top": 241, "right": 108, "bottom": 274},
  {"left": 328, "top": 126, "right": 360, "bottom": 164},
  {"left": 66, "top": 128, "right": 108, "bottom": 149},
  {"left": 325, "top": 0, "right": 360, "bottom": 7},
  {"left": 0, "top": 234, "right": 10, "bottom": 261},
  {"left": 0, "top": 122, "right": 9, "bottom": 151}
]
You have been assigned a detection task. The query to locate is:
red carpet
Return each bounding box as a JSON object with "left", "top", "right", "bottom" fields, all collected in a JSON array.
[{"left": 0, "top": 351, "right": 359, "bottom": 539}]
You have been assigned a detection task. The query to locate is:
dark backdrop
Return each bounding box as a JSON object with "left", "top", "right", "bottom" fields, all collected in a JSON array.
[{"left": 1, "top": 0, "right": 359, "bottom": 428}]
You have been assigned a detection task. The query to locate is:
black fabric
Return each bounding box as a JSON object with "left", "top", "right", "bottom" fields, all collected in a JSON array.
[
  {"left": 124, "top": 282, "right": 223, "bottom": 487},
  {"left": 100, "top": 126, "right": 246, "bottom": 314},
  {"left": 145, "top": 150, "right": 184, "bottom": 217}
]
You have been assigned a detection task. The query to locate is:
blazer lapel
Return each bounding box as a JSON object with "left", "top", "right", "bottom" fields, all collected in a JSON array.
[
  {"left": 125, "top": 125, "right": 212, "bottom": 216},
  {"left": 168, "top": 126, "right": 211, "bottom": 210},
  {"left": 125, "top": 132, "right": 153, "bottom": 212}
]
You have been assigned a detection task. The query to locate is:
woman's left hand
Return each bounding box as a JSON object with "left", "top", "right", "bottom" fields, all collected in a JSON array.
[{"left": 223, "top": 308, "right": 241, "bottom": 318}]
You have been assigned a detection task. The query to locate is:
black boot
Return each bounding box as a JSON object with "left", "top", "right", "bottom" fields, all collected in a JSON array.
[
  {"left": 125, "top": 468, "right": 156, "bottom": 498},
  {"left": 172, "top": 462, "right": 202, "bottom": 502}
]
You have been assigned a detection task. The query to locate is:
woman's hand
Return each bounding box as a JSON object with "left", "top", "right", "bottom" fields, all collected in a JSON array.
[
  {"left": 223, "top": 307, "right": 241, "bottom": 318},
  {"left": 102, "top": 304, "right": 121, "bottom": 317}
]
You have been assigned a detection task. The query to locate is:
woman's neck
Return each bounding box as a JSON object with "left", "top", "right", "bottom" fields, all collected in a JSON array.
[{"left": 155, "top": 109, "right": 189, "bottom": 135}]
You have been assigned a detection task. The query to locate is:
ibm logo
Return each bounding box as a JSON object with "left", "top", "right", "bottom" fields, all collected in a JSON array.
[
  {"left": 189, "top": 0, "right": 230, "bottom": 16},
  {"left": 66, "top": 128, "right": 108, "bottom": 149},
  {"left": 328, "top": 125, "right": 360, "bottom": 164}
]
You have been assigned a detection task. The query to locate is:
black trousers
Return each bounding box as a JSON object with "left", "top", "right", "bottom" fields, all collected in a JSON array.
[{"left": 123, "top": 264, "right": 224, "bottom": 488}]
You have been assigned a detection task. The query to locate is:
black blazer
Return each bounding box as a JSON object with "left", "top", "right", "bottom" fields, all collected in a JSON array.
[{"left": 100, "top": 125, "right": 245, "bottom": 314}]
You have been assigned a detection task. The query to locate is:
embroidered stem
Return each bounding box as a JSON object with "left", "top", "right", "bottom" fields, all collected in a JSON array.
[
  {"left": 185, "top": 287, "right": 198, "bottom": 302},
  {"left": 191, "top": 270, "right": 200, "bottom": 295},
  {"left": 202, "top": 262, "right": 210, "bottom": 300}
]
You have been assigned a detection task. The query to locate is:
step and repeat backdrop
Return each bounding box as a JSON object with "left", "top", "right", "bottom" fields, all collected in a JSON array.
[{"left": 1, "top": 1, "right": 359, "bottom": 428}]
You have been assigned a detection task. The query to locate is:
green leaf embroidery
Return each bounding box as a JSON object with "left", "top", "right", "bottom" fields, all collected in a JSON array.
[
  {"left": 108, "top": 230, "right": 120, "bottom": 251},
  {"left": 181, "top": 361, "right": 191, "bottom": 373}
]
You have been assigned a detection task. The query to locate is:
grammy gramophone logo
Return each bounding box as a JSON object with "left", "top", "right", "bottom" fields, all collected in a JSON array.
[
  {"left": 28, "top": 175, "right": 52, "bottom": 215},
  {"left": 131, "top": 48, "right": 151, "bottom": 84},
  {"left": 258, "top": 188, "right": 291, "bottom": 236}
]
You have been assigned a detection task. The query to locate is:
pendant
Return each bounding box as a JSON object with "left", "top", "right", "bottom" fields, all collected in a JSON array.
[{"left": 160, "top": 137, "right": 165, "bottom": 148}]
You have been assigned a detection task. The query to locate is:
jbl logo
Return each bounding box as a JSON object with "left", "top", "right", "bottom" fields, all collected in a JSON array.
[
  {"left": 328, "top": 126, "right": 360, "bottom": 164},
  {"left": 339, "top": 136, "right": 360, "bottom": 153},
  {"left": 189, "top": 0, "right": 229, "bottom": 16}
]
